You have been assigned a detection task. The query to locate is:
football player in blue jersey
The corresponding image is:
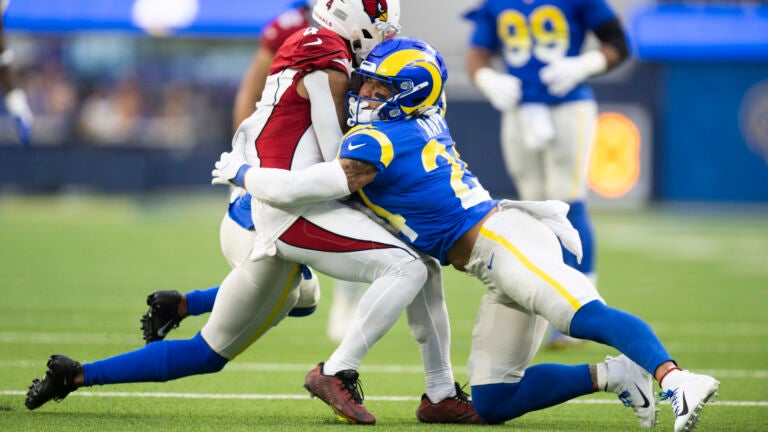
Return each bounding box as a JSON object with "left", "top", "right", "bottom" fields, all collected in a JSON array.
[
  {"left": 214, "top": 36, "right": 719, "bottom": 431},
  {"left": 464, "top": 0, "right": 630, "bottom": 348}
]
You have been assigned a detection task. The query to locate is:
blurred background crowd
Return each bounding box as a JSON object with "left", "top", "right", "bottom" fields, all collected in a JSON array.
[
  {"left": 0, "top": 0, "right": 766, "bottom": 203},
  {"left": 0, "top": 35, "right": 251, "bottom": 149}
]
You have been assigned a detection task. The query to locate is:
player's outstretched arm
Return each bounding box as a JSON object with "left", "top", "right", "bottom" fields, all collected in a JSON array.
[{"left": 211, "top": 149, "right": 377, "bottom": 207}]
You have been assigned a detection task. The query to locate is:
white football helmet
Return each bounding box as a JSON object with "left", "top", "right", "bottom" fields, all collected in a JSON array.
[{"left": 312, "top": 0, "right": 401, "bottom": 63}]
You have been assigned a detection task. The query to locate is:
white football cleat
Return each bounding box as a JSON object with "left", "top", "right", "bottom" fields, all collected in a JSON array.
[
  {"left": 660, "top": 370, "right": 719, "bottom": 432},
  {"left": 605, "top": 355, "right": 658, "bottom": 428}
]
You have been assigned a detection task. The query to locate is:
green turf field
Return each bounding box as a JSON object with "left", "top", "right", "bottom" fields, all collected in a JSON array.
[{"left": 1, "top": 194, "right": 766, "bottom": 431}]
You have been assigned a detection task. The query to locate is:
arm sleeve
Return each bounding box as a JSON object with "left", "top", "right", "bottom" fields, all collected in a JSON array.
[
  {"left": 593, "top": 17, "right": 630, "bottom": 61},
  {"left": 243, "top": 159, "right": 351, "bottom": 206},
  {"left": 304, "top": 70, "right": 344, "bottom": 161}
]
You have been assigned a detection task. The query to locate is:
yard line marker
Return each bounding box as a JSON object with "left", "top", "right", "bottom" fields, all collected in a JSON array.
[{"left": 1, "top": 390, "right": 766, "bottom": 407}]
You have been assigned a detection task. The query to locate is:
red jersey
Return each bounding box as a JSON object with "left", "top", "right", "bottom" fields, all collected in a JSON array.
[
  {"left": 260, "top": 6, "right": 311, "bottom": 53},
  {"left": 238, "top": 26, "right": 354, "bottom": 253},
  {"left": 241, "top": 27, "right": 352, "bottom": 172}
]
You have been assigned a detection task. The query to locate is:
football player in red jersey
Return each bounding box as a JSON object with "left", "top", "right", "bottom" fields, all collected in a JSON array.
[
  {"left": 26, "top": 0, "right": 482, "bottom": 425},
  {"left": 144, "top": 1, "right": 368, "bottom": 347}
]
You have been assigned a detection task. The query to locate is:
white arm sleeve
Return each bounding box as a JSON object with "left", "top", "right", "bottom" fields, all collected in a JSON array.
[
  {"left": 304, "top": 70, "right": 343, "bottom": 162},
  {"left": 243, "top": 159, "right": 351, "bottom": 206}
]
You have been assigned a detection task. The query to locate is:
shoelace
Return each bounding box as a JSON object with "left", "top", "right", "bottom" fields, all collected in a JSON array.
[
  {"left": 453, "top": 383, "right": 472, "bottom": 404},
  {"left": 617, "top": 390, "right": 633, "bottom": 407},
  {"left": 658, "top": 389, "right": 682, "bottom": 416},
  {"left": 339, "top": 373, "right": 365, "bottom": 404}
]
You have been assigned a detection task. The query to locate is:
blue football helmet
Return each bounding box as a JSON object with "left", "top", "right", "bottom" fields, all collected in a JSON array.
[{"left": 347, "top": 37, "right": 447, "bottom": 125}]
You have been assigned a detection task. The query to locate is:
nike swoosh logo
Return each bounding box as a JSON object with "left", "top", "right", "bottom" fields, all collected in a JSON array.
[
  {"left": 634, "top": 384, "right": 651, "bottom": 408},
  {"left": 303, "top": 38, "right": 322, "bottom": 46},
  {"left": 156, "top": 321, "right": 174, "bottom": 337},
  {"left": 678, "top": 392, "right": 689, "bottom": 416},
  {"left": 487, "top": 252, "right": 494, "bottom": 270},
  {"left": 347, "top": 142, "right": 366, "bottom": 151}
]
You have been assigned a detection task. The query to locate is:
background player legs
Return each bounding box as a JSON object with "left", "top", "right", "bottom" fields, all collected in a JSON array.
[{"left": 327, "top": 279, "right": 367, "bottom": 343}]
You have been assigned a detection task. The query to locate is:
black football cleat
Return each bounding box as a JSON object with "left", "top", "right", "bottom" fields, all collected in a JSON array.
[
  {"left": 26, "top": 354, "right": 82, "bottom": 410},
  {"left": 140, "top": 290, "right": 184, "bottom": 344}
]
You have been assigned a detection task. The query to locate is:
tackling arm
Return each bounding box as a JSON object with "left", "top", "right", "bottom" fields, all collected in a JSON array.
[
  {"left": 301, "top": 69, "right": 349, "bottom": 161},
  {"left": 242, "top": 160, "right": 351, "bottom": 206},
  {"left": 240, "top": 157, "right": 377, "bottom": 206},
  {"left": 212, "top": 145, "right": 378, "bottom": 207}
]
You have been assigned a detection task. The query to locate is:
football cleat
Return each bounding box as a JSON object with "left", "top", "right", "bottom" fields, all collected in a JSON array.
[
  {"left": 416, "top": 382, "right": 485, "bottom": 424},
  {"left": 25, "top": 355, "right": 82, "bottom": 410},
  {"left": 141, "top": 290, "right": 184, "bottom": 344},
  {"left": 303, "top": 362, "right": 375, "bottom": 424},
  {"left": 659, "top": 370, "right": 719, "bottom": 432},
  {"left": 605, "top": 355, "right": 658, "bottom": 428}
]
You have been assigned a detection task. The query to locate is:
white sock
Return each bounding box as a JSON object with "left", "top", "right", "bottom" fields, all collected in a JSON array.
[
  {"left": 660, "top": 369, "right": 687, "bottom": 392},
  {"left": 596, "top": 362, "right": 609, "bottom": 392}
]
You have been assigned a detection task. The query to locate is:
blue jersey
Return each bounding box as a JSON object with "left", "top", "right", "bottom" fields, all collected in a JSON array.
[
  {"left": 339, "top": 114, "right": 498, "bottom": 264},
  {"left": 465, "top": 0, "right": 617, "bottom": 104}
]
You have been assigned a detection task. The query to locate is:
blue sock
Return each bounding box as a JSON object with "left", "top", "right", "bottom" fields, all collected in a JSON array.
[
  {"left": 186, "top": 287, "right": 219, "bottom": 316},
  {"left": 472, "top": 363, "right": 593, "bottom": 424},
  {"left": 83, "top": 332, "right": 227, "bottom": 386},
  {"left": 562, "top": 200, "right": 594, "bottom": 275},
  {"left": 570, "top": 300, "right": 673, "bottom": 374}
]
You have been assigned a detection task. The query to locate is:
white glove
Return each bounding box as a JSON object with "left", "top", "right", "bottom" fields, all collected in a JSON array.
[
  {"left": 498, "top": 199, "right": 583, "bottom": 264},
  {"left": 4, "top": 88, "right": 33, "bottom": 147},
  {"left": 518, "top": 103, "right": 554, "bottom": 150},
  {"left": 211, "top": 131, "right": 249, "bottom": 186},
  {"left": 539, "top": 51, "right": 607, "bottom": 97},
  {"left": 473, "top": 67, "right": 521, "bottom": 112}
]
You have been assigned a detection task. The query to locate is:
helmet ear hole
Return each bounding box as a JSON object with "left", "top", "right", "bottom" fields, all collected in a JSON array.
[{"left": 361, "top": 29, "right": 373, "bottom": 39}]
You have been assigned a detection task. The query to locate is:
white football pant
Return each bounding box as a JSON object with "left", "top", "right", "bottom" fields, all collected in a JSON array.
[
  {"left": 501, "top": 100, "right": 597, "bottom": 201},
  {"left": 465, "top": 207, "right": 604, "bottom": 385}
]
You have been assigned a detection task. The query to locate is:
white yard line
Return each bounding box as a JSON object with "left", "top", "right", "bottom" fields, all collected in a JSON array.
[{"left": 0, "top": 389, "right": 765, "bottom": 407}]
